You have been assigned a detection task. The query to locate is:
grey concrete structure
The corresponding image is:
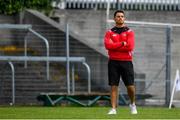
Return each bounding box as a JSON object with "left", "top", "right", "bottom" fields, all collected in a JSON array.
[
  {"left": 1, "top": 9, "right": 180, "bottom": 105},
  {"left": 53, "top": 10, "right": 180, "bottom": 102},
  {"left": 0, "top": 15, "right": 17, "bottom": 46}
]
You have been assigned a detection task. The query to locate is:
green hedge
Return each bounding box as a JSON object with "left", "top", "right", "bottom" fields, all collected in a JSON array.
[{"left": 0, "top": 0, "right": 52, "bottom": 15}]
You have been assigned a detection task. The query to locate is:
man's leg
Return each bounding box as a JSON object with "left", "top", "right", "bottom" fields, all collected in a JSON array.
[
  {"left": 127, "top": 85, "right": 135, "bottom": 104},
  {"left": 127, "top": 85, "right": 137, "bottom": 114},
  {"left": 108, "top": 85, "right": 118, "bottom": 114},
  {"left": 111, "top": 85, "right": 118, "bottom": 109}
]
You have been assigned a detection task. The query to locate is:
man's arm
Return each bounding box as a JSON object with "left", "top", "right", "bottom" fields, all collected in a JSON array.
[
  {"left": 116, "top": 30, "right": 135, "bottom": 52},
  {"left": 104, "top": 31, "right": 123, "bottom": 50}
]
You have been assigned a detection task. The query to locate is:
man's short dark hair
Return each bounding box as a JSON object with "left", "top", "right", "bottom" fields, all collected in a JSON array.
[{"left": 114, "top": 10, "right": 125, "bottom": 18}]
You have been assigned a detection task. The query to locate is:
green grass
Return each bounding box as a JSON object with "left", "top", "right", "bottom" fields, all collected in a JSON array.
[{"left": 0, "top": 106, "right": 180, "bottom": 119}]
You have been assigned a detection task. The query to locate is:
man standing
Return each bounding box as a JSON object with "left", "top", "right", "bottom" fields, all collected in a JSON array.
[{"left": 104, "top": 10, "right": 137, "bottom": 115}]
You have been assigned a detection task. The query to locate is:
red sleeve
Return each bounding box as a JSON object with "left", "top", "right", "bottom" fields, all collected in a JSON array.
[
  {"left": 117, "top": 30, "right": 135, "bottom": 52},
  {"left": 104, "top": 30, "right": 122, "bottom": 50}
]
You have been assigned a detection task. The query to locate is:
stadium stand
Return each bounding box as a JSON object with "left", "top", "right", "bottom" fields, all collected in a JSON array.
[{"left": 2, "top": 0, "right": 180, "bottom": 106}]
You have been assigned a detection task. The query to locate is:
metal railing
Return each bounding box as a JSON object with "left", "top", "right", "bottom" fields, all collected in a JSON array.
[
  {"left": 0, "top": 56, "right": 90, "bottom": 105},
  {"left": 106, "top": 20, "right": 180, "bottom": 106},
  {"left": 0, "top": 24, "right": 50, "bottom": 80},
  {"left": 52, "top": 0, "right": 180, "bottom": 11},
  {"left": 0, "top": 24, "right": 91, "bottom": 105}
]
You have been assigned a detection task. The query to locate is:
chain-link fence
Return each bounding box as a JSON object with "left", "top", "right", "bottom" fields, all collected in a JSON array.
[
  {"left": 51, "top": 9, "right": 180, "bottom": 106},
  {"left": 1, "top": 10, "right": 180, "bottom": 106},
  {"left": 105, "top": 21, "right": 180, "bottom": 106}
]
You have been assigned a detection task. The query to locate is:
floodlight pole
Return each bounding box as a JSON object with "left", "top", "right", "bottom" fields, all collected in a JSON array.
[{"left": 165, "top": 25, "right": 172, "bottom": 106}]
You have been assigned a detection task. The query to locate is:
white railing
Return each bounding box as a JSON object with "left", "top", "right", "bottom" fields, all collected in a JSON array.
[
  {"left": 52, "top": 0, "right": 180, "bottom": 11},
  {"left": 0, "top": 24, "right": 91, "bottom": 105}
]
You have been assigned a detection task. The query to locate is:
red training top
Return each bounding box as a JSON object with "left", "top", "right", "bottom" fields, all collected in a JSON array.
[{"left": 104, "top": 26, "right": 135, "bottom": 61}]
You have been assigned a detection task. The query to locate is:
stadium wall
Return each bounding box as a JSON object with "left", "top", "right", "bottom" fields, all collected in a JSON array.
[
  {"left": 53, "top": 9, "right": 180, "bottom": 102},
  {"left": 0, "top": 15, "right": 18, "bottom": 46},
  {"left": 1, "top": 9, "right": 180, "bottom": 105}
]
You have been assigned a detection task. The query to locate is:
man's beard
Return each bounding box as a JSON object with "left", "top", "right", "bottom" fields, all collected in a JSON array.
[{"left": 116, "top": 21, "right": 124, "bottom": 25}]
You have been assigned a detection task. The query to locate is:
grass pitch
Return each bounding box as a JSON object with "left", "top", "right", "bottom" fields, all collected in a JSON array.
[{"left": 0, "top": 106, "right": 180, "bottom": 119}]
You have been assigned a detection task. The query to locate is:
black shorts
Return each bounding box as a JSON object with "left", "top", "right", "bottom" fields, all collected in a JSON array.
[{"left": 108, "top": 60, "right": 134, "bottom": 86}]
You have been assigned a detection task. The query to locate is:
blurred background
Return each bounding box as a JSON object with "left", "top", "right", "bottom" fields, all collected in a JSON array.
[{"left": 0, "top": 0, "right": 180, "bottom": 107}]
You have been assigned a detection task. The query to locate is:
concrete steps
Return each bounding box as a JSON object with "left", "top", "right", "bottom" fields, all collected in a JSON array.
[{"left": 0, "top": 62, "right": 89, "bottom": 105}]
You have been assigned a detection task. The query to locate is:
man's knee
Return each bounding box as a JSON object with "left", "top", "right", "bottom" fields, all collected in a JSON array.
[
  {"left": 127, "top": 85, "right": 135, "bottom": 92},
  {"left": 111, "top": 85, "right": 118, "bottom": 91}
]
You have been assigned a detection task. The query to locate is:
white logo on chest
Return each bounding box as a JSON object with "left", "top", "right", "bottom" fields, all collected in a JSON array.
[{"left": 122, "top": 33, "right": 127, "bottom": 36}]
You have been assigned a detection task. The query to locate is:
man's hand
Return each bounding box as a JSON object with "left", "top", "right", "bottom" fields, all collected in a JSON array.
[{"left": 122, "top": 41, "right": 127, "bottom": 46}]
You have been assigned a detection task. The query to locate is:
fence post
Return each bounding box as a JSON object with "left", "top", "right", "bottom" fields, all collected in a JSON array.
[
  {"left": 8, "top": 61, "right": 15, "bottom": 105},
  {"left": 66, "top": 23, "right": 70, "bottom": 95},
  {"left": 165, "top": 25, "right": 172, "bottom": 106}
]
